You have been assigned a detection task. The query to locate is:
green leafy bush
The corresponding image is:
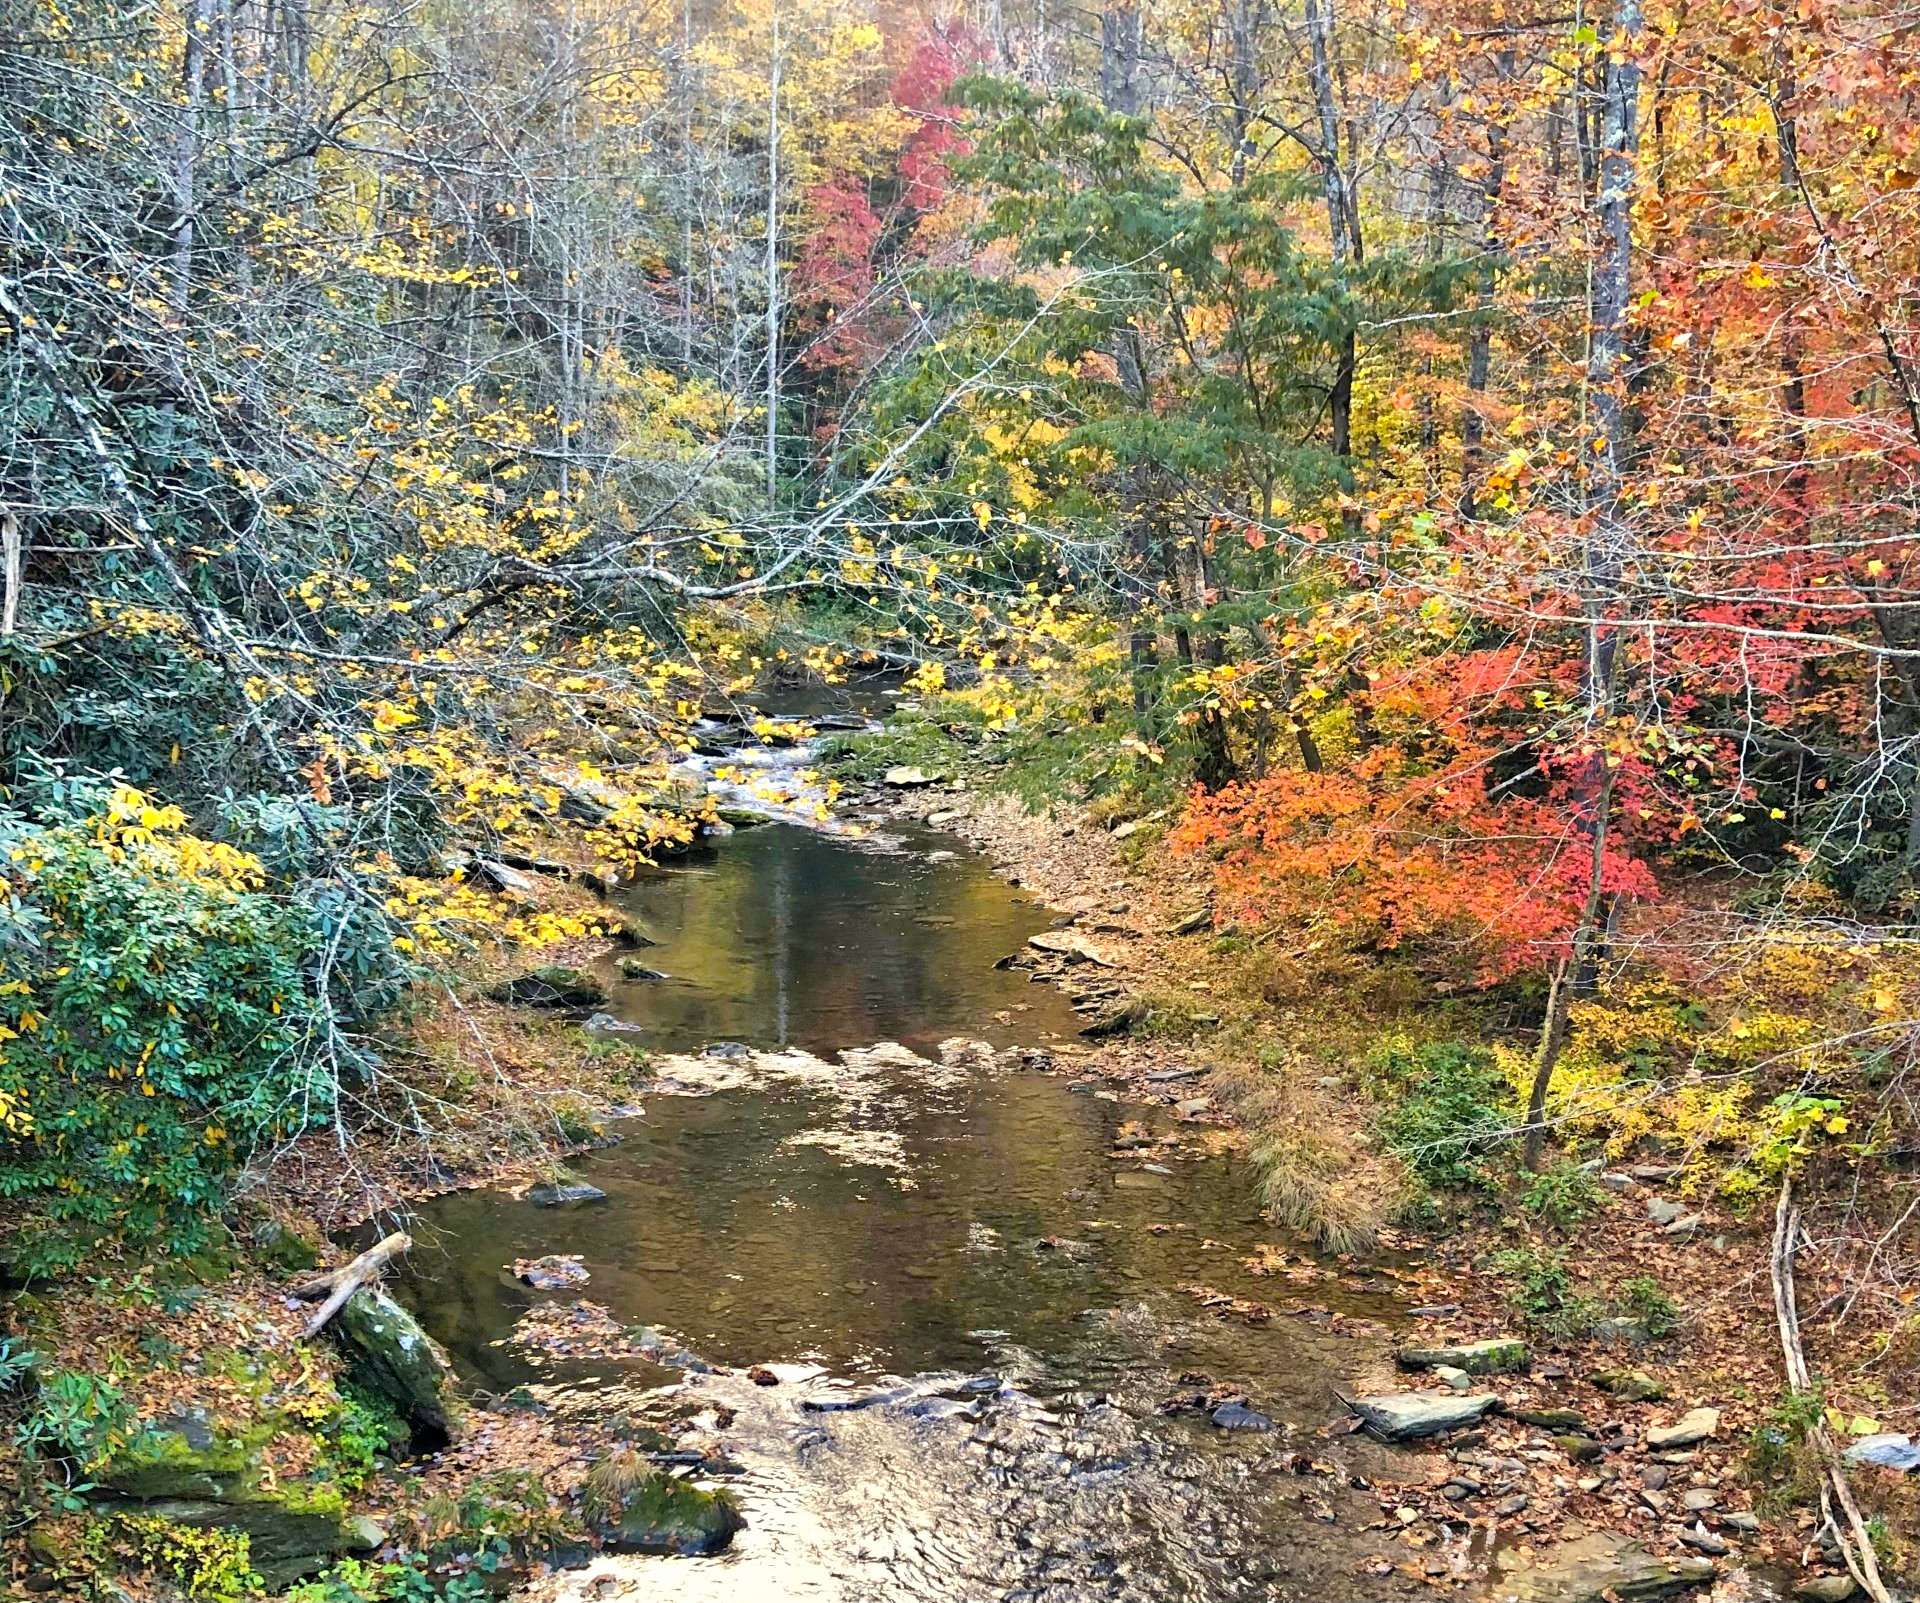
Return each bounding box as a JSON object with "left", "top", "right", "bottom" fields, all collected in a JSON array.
[
  {"left": 16, "top": 1370, "right": 129, "bottom": 1462},
  {"left": 0, "top": 782, "right": 341, "bottom": 1268},
  {"left": 1370, "top": 1039, "right": 1513, "bottom": 1188},
  {"left": 1521, "top": 1161, "right": 1605, "bottom": 1228},
  {"left": 114, "top": 1516, "right": 259, "bottom": 1603}
]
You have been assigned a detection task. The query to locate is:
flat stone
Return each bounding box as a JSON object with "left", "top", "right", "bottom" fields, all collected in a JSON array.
[
  {"left": 1677, "top": 1525, "right": 1726, "bottom": 1557},
  {"left": 882, "top": 766, "right": 941, "bottom": 787},
  {"left": 1680, "top": 1488, "right": 1717, "bottom": 1512},
  {"left": 1344, "top": 1390, "right": 1500, "bottom": 1441},
  {"left": 1433, "top": 1365, "right": 1474, "bottom": 1391},
  {"left": 1395, "top": 1337, "right": 1530, "bottom": 1376},
  {"left": 1793, "top": 1578, "right": 1858, "bottom": 1603},
  {"left": 1721, "top": 1511, "right": 1761, "bottom": 1532},
  {"left": 1647, "top": 1408, "right": 1720, "bottom": 1450},
  {"left": 1028, "top": 929, "right": 1118, "bottom": 966},
  {"left": 1647, "top": 1198, "right": 1686, "bottom": 1225},
  {"left": 1492, "top": 1530, "right": 1714, "bottom": 1602},
  {"left": 1558, "top": 1434, "right": 1605, "bottom": 1462},
  {"left": 1842, "top": 1432, "right": 1920, "bottom": 1471},
  {"left": 1511, "top": 1407, "right": 1588, "bottom": 1432}
]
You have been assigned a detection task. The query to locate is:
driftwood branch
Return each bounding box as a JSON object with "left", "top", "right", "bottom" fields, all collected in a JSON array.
[
  {"left": 290, "top": 1231, "right": 412, "bottom": 1338},
  {"left": 1770, "top": 1178, "right": 1892, "bottom": 1603}
]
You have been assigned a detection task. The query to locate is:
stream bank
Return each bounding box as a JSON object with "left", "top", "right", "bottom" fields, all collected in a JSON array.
[{"left": 0, "top": 697, "right": 1885, "bottom": 1603}]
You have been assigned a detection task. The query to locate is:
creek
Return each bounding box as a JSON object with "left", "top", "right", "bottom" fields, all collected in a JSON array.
[{"left": 401, "top": 716, "right": 1442, "bottom": 1602}]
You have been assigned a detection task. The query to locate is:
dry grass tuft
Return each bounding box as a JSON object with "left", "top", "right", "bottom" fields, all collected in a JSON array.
[{"left": 1211, "top": 1060, "right": 1412, "bottom": 1255}]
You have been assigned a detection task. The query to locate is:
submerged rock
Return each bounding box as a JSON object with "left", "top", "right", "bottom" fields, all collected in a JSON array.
[
  {"left": 581, "top": 1452, "right": 744, "bottom": 1556},
  {"left": 1490, "top": 1529, "right": 1714, "bottom": 1601},
  {"left": 1344, "top": 1390, "right": 1500, "bottom": 1440},
  {"left": 1396, "top": 1337, "right": 1529, "bottom": 1376},
  {"left": 514, "top": 1254, "right": 591, "bottom": 1291},
  {"left": 488, "top": 965, "right": 607, "bottom": 1008},
  {"left": 1209, "top": 1401, "right": 1274, "bottom": 1432},
  {"left": 527, "top": 1170, "right": 609, "bottom": 1207},
  {"left": 330, "top": 1288, "right": 464, "bottom": 1449}
]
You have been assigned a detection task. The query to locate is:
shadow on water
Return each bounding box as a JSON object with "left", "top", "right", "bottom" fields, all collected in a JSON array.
[{"left": 403, "top": 809, "right": 1442, "bottom": 1601}]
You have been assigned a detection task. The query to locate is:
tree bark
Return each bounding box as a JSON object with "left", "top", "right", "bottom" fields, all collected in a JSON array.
[{"left": 291, "top": 1232, "right": 412, "bottom": 1338}]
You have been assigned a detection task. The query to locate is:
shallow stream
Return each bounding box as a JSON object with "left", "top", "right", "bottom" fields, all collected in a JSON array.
[{"left": 402, "top": 734, "right": 1442, "bottom": 1601}]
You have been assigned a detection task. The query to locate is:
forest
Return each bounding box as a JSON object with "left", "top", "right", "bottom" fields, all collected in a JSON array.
[{"left": 1, "top": 0, "right": 1918, "bottom": 1597}]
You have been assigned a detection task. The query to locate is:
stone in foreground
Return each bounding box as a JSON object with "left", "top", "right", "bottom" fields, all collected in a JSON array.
[
  {"left": 331, "top": 1287, "right": 464, "bottom": 1448},
  {"left": 1842, "top": 1432, "right": 1920, "bottom": 1472},
  {"left": 1396, "top": 1337, "right": 1530, "bottom": 1376},
  {"left": 1646, "top": 1407, "right": 1720, "bottom": 1449},
  {"left": 581, "top": 1452, "right": 744, "bottom": 1556},
  {"left": 1490, "top": 1530, "right": 1713, "bottom": 1602},
  {"left": 1344, "top": 1389, "right": 1500, "bottom": 1440}
]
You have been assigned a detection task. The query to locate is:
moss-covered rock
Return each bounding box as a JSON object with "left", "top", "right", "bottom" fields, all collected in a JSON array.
[
  {"left": 1396, "top": 1338, "right": 1530, "bottom": 1376},
  {"left": 94, "top": 1410, "right": 257, "bottom": 1500},
  {"left": 488, "top": 966, "right": 607, "bottom": 1008},
  {"left": 1592, "top": 1367, "right": 1667, "bottom": 1402},
  {"left": 329, "top": 1289, "right": 464, "bottom": 1450},
  {"left": 580, "top": 1452, "right": 743, "bottom": 1556},
  {"left": 89, "top": 1414, "right": 382, "bottom": 1584}
]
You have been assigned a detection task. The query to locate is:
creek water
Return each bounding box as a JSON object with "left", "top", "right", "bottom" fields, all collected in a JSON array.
[{"left": 402, "top": 749, "right": 1440, "bottom": 1601}]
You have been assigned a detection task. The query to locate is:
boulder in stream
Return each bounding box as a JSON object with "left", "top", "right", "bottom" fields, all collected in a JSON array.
[
  {"left": 1396, "top": 1337, "right": 1530, "bottom": 1375},
  {"left": 527, "top": 1174, "right": 609, "bottom": 1207},
  {"left": 882, "top": 765, "right": 941, "bottom": 787},
  {"left": 1489, "top": 1529, "right": 1714, "bottom": 1602},
  {"left": 1343, "top": 1389, "right": 1500, "bottom": 1440},
  {"left": 580, "top": 1451, "right": 745, "bottom": 1556}
]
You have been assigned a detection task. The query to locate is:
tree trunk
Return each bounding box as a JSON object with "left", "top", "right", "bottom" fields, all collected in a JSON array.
[
  {"left": 1305, "top": 0, "right": 1360, "bottom": 528},
  {"left": 1571, "top": 0, "right": 1643, "bottom": 994},
  {"left": 1460, "top": 52, "right": 1513, "bottom": 517}
]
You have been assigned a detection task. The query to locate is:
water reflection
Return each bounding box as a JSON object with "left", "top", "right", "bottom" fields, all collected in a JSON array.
[
  {"left": 592, "top": 822, "right": 1082, "bottom": 1054},
  {"left": 406, "top": 818, "right": 1432, "bottom": 1603}
]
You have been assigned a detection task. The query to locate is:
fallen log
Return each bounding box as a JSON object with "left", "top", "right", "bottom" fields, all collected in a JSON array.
[
  {"left": 1771, "top": 1178, "right": 1891, "bottom": 1603},
  {"left": 290, "top": 1231, "right": 412, "bottom": 1339}
]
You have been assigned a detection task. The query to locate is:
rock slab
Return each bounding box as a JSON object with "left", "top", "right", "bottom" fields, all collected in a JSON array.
[{"left": 1345, "top": 1390, "right": 1500, "bottom": 1440}]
